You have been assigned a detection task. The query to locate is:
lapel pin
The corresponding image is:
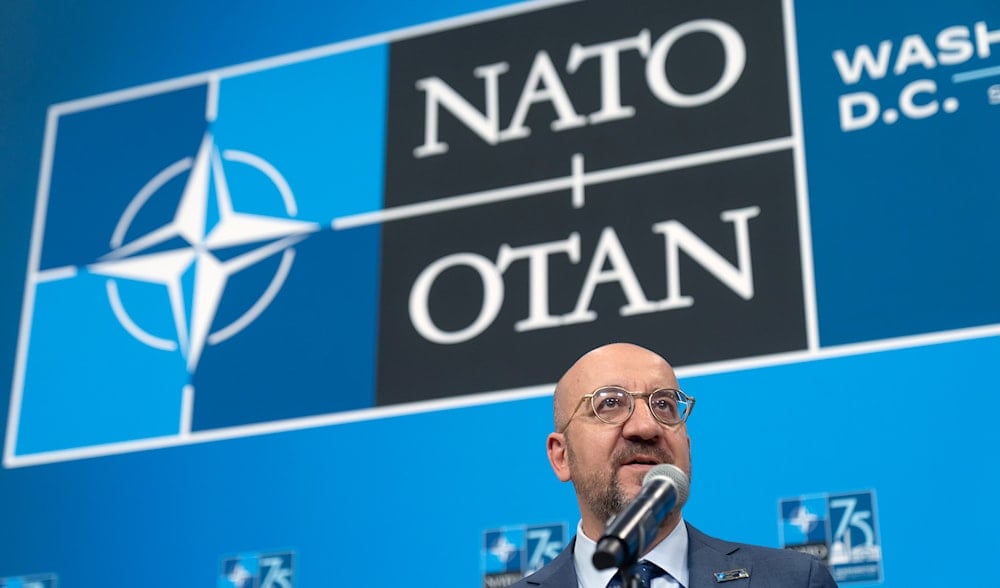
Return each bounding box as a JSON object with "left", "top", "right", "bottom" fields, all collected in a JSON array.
[{"left": 713, "top": 568, "right": 750, "bottom": 583}]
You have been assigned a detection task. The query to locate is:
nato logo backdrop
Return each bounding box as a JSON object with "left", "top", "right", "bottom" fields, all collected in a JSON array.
[{"left": 7, "top": 45, "right": 388, "bottom": 465}]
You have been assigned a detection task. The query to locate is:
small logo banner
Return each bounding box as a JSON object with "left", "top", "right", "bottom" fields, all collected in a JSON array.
[
  {"left": 779, "top": 490, "right": 883, "bottom": 584},
  {"left": 482, "top": 522, "right": 566, "bottom": 587},
  {"left": 219, "top": 550, "right": 294, "bottom": 588}
]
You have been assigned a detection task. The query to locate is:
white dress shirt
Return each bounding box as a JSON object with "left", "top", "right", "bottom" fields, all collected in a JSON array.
[{"left": 572, "top": 518, "right": 689, "bottom": 588}]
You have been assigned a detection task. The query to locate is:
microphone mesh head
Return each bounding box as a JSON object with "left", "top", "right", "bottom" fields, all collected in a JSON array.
[{"left": 643, "top": 464, "right": 690, "bottom": 509}]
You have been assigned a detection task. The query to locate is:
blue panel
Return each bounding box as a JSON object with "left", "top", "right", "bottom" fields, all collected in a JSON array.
[
  {"left": 41, "top": 85, "right": 209, "bottom": 269},
  {"left": 796, "top": 1, "right": 1000, "bottom": 344},
  {"left": 16, "top": 275, "right": 188, "bottom": 454},
  {"left": 681, "top": 335, "right": 1000, "bottom": 587},
  {"left": 212, "top": 44, "right": 388, "bottom": 220},
  {"left": 190, "top": 227, "right": 381, "bottom": 429}
]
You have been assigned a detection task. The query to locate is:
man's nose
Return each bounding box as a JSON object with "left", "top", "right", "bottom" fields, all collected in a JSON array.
[{"left": 621, "top": 398, "right": 661, "bottom": 440}]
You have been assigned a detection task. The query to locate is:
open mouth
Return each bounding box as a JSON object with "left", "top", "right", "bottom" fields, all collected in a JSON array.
[{"left": 621, "top": 457, "right": 660, "bottom": 467}]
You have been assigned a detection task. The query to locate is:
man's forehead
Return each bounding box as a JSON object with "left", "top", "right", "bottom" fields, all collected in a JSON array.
[{"left": 560, "top": 343, "right": 678, "bottom": 393}]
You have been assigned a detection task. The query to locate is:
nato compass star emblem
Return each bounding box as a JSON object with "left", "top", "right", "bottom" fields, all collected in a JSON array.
[
  {"left": 489, "top": 533, "right": 519, "bottom": 564},
  {"left": 225, "top": 562, "right": 252, "bottom": 588},
  {"left": 88, "top": 131, "right": 319, "bottom": 373},
  {"left": 789, "top": 504, "right": 819, "bottom": 535}
]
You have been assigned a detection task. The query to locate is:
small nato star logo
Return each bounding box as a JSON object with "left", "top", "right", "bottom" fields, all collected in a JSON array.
[
  {"left": 226, "top": 562, "right": 252, "bottom": 588},
  {"left": 789, "top": 504, "right": 819, "bottom": 535},
  {"left": 489, "top": 533, "right": 519, "bottom": 564}
]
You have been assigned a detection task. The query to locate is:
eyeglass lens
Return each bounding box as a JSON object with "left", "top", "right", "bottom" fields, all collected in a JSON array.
[{"left": 592, "top": 387, "right": 688, "bottom": 424}]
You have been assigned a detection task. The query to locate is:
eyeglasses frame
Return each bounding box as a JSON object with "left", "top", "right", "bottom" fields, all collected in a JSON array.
[{"left": 558, "top": 386, "right": 695, "bottom": 434}]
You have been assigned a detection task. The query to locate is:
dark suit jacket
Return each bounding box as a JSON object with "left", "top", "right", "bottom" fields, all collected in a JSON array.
[{"left": 510, "top": 523, "right": 838, "bottom": 588}]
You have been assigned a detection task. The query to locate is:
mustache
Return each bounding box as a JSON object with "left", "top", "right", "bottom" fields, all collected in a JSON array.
[{"left": 611, "top": 442, "right": 673, "bottom": 467}]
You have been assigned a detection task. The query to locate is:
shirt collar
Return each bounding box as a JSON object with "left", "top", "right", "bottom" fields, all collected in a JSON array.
[{"left": 573, "top": 518, "right": 689, "bottom": 588}]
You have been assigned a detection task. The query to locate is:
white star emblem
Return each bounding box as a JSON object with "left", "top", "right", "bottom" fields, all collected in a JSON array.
[
  {"left": 88, "top": 131, "right": 319, "bottom": 372},
  {"left": 226, "top": 562, "right": 252, "bottom": 588},
  {"left": 489, "top": 534, "right": 519, "bottom": 564},
  {"left": 789, "top": 504, "right": 819, "bottom": 535}
]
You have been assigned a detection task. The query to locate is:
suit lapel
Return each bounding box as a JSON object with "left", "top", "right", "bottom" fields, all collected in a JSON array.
[
  {"left": 522, "top": 538, "right": 578, "bottom": 586},
  {"left": 686, "top": 524, "right": 753, "bottom": 588},
  {"left": 528, "top": 526, "right": 754, "bottom": 587}
]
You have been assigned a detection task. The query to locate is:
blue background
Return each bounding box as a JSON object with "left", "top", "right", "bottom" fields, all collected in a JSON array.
[{"left": 2, "top": 1, "right": 998, "bottom": 586}]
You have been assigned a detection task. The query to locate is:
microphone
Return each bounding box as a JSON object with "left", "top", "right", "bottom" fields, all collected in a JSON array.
[{"left": 592, "top": 464, "right": 690, "bottom": 570}]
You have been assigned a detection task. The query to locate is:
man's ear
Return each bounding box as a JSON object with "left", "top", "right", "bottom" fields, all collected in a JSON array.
[{"left": 547, "top": 433, "right": 572, "bottom": 482}]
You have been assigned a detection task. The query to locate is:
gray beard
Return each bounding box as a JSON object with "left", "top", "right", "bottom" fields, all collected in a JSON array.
[
  {"left": 566, "top": 438, "right": 681, "bottom": 525},
  {"left": 588, "top": 474, "right": 629, "bottom": 524},
  {"left": 566, "top": 445, "right": 630, "bottom": 523}
]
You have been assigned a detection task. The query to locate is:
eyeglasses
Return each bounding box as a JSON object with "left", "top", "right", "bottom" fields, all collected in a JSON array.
[{"left": 559, "top": 386, "right": 695, "bottom": 433}]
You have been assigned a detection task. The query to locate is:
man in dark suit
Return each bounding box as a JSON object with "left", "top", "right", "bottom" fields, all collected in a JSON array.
[{"left": 512, "top": 343, "right": 837, "bottom": 588}]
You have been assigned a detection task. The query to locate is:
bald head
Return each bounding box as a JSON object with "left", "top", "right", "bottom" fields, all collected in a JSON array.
[
  {"left": 546, "top": 342, "right": 690, "bottom": 540},
  {"left": 553, "top": 342, "right": 680, "bottom": 431}
]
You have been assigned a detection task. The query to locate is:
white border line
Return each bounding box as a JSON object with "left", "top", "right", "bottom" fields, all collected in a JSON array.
[
  {"left": 7, "top": 323, "right": 999, "bottom": 468},
  {"left": 47, "top": 0, "right": 579, "bottom": 118},
  {"left": 6, "top": 383, "right": 556, "bottom": 467},
  {"left": 36, "top": 265, "right": 78, "bottom": 283},
  {"left": 332, "top": 137, "right": 795, "bottom": 229},
  {"left": 179, "top": 385, "right": 194, "bottom": 438},
  {"left": 952, "top": 65, "right": 1000, "bottom": 83},
  {"left": 3, "top": 107, "right": 61, "bottom": 468},
  {"left": 675, "top": 322, "right": 1000, "bottom": 379},
  {"left": 781, "top": 0, "right": 820, "bottom": 352}
]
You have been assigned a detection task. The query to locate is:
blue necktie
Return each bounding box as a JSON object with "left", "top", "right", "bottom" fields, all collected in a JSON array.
[{"left": 607, "top": 560, "right": 665, "bottom": 588}]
